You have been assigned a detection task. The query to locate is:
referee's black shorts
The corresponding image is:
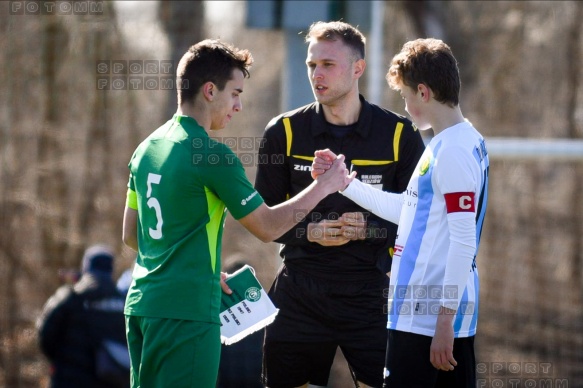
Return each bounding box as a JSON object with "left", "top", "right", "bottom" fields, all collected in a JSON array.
[{"left": 262, "top": 265, "right": 389, "bottom": 388}]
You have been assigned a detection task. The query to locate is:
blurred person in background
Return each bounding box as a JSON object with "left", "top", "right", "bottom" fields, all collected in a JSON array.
[
  {"left": 255, "top": 21, "right": 425, "bottom": 388},
  {"left": 37, "top": 244, "right": 129, "bottom": 388}
]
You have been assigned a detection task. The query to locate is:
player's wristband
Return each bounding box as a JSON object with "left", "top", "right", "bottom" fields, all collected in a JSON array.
[{"left": 126, "top": 188, "right": 138, "bottom": 210}]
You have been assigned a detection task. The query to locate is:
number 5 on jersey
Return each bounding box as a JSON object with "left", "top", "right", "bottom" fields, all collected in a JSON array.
[{"left": 146, "top": 173, "right": 163, "bottom": 239}]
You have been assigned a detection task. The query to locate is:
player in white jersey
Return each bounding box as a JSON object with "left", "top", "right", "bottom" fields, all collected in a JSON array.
[{"left": 312, "top": 38, "right": 489, "bottom": 387}]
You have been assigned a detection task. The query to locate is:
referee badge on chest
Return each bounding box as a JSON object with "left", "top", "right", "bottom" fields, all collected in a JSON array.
[{"left": 350, "top": 161, "right": 389, "bottom": 190}]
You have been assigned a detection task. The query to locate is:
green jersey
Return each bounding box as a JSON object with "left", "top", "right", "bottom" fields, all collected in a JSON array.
[{"left": 124, "top": 115, "right": 264, "bottom": 323}]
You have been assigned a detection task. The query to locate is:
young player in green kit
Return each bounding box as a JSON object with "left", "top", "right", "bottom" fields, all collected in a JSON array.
[{"left": 121, "top": 39, "right": 349, "bottom": 388}]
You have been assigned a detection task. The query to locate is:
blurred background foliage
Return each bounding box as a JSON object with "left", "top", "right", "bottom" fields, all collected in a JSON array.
[{"left": 0, "top": 1, "right": 582, "bottom": 386}]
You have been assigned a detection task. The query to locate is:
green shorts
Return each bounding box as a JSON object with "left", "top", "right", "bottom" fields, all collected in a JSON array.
[{"left": 126, "top": 315, "right": 221, "bottom": 388}]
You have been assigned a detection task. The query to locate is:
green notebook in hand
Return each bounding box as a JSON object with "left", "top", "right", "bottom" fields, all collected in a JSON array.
[{"left": 220, "top": 265, "right": 279, "bottom": 345}]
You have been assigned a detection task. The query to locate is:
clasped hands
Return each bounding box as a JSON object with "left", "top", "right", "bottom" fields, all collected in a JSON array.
[
  {"left": 311, "top": 149, "right": 355, "bottom": 187},
  {"left": 308, "top": 149, "right": 361, "bottom": 246},
  {"left": 307, "top": 211, "right": 367, "bottom": 246}
]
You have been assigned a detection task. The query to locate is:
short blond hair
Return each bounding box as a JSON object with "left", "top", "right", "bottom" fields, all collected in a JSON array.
[{"left": 305, "top": 21, "right": 366, "bottom": 60}]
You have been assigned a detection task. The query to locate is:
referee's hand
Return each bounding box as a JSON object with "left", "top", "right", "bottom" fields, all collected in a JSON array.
[
  {"left": 307, "top": 219, "right": 350, "bottom": 247},
  {"left": 339, "top": 212, "right": 367, "bottom": 240}
]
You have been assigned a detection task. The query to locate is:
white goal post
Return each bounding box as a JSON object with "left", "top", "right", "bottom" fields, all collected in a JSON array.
[{"left": 486, "top": 138, "right": 583, "bottom": 160}]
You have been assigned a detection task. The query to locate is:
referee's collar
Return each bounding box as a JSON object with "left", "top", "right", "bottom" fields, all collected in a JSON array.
[{"left": 311, "top": 95, "right": 373, "bottom": 138}]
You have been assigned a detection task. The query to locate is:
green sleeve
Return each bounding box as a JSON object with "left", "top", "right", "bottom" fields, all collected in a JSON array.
[{"left": 197, "top": 143, "right": 264, "bottom": 219}]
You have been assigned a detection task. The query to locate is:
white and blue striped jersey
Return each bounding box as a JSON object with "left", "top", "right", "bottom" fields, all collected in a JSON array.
[{"left": 342, "top": 120, "right": 489, "bottom": 338}]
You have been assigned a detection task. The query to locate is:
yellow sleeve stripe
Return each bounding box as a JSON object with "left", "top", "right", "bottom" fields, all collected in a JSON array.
[
  {"left": 393, "top": 122, "right": 403, "bottom": 162},
  {"left": 283, "top": 117, "right": 292, "bottom": 157},
  {"left": 292, "top": 155, "right": 315, "bottom": 161},
  {"left": 283, "top": 118, "right": 293, "bottom": 200},
  {"left": 126, "top": 188, "right": 138, "bottom": 210},
  {"left": 351, "top": 160, "right": 393, "bottom": 166}
]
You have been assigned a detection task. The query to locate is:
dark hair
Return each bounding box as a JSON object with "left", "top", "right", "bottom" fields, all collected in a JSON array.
[
  {"left": 387, "top": 38, "right": 460, "bottom": 107},
  {"left": 176, "top": 39, "right": 253, "bottom": 105},
  {"left": 305, "top": 21, "right": 366, "bottom": 60},
  {"left": 81, "top": 244, "right": 114, "bottom": 275}
]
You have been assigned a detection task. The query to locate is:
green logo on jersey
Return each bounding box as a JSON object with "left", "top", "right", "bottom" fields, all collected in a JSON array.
[
  {"left": 245, "top": 287, "right": 261, "bottom": 302},
  {"left": 419, "top": 156, "right": 431, "bottom": 176}
]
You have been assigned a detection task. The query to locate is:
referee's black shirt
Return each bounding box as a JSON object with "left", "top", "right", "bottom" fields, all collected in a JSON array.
[{"left": 255, "top": 95, "right": 425, "bottom": 282}]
